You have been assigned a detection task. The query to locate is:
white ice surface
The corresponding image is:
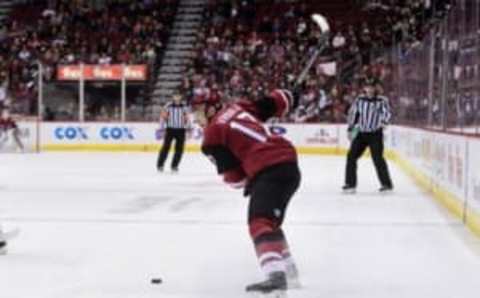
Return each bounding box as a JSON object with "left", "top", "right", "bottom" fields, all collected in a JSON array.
[{"left": 0, "top": 153, "right": 479, "bottom": 298}]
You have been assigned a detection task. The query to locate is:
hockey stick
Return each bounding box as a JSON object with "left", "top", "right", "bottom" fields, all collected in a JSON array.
[{"left": 293, "top": 14, "right": 331, "bottom": 90}]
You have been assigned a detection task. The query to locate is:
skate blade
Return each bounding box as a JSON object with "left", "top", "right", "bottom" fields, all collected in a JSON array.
[
  {"left": 342, "top": 189, "right": 356, "bottom": 194},
  {"left": 249, "top": 290, "right": 288, "bottom": 298}
]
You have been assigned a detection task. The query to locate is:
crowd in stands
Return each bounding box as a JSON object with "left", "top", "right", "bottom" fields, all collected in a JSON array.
[
  {"left": 0, "top": 0, "right": 177, "bottom": 117},
  {"left": 184, "top": 0, "right": 341, "bottom": 123},
  {"left": 184, "top": 0, "right": 452, "bottom": 123},
  {"left": 1, "top": 0, "right": 453, "bottom": 123}
]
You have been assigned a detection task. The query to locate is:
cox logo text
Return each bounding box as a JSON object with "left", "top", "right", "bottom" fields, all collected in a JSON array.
[
  {"left": 100, "top": 127, "right": 134, "bottom": 140},
  {"left": 55, "top": 127, "right": 89, "bottom": 140}
]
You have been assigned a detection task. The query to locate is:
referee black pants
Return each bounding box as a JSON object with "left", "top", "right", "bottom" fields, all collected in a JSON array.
[
  {"left": 157, "top": 128, "right": 186, "bottom": 169},
  {"left": 345, "top": 129, "right": 393, "bottom": 188}
]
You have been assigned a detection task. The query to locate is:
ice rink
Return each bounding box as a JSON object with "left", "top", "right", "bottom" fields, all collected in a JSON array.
[{"left": 1, "top": 152, "right": 479, "bottom": 298}]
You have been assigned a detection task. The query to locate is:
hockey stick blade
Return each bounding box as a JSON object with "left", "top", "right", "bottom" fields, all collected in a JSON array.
[
  {"left": 311, "top": 14, "right": 330, "bottom": 33},
  {"left": 0, "top": 227, "right": 20, "bottom": 242}
]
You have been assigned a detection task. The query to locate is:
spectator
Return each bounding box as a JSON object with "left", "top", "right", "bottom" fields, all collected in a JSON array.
[
  {"left": 0, "top": 80, "right": 8, "bottom": 110},
  {"left": 332, "top": 31, "right": 346, "bottom": 49}
]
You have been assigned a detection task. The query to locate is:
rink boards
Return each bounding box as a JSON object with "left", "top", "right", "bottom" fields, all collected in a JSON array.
[
  {"left": 34, "top": 122, "right": 351, "bottom": 154},
  {"left": 389, "top": 127, "right": 480, "bottom": 237},
  {"left": 11, "top": 121, "right": 480, "bottom": 237}
]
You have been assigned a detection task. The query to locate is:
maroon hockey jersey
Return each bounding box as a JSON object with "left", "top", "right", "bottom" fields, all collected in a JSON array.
[
  {"left": 201, "top": 90, "right": 297, "bottom": 187},
  {"left": 0, "top": 118, "right": 17, "bottom": 131}
]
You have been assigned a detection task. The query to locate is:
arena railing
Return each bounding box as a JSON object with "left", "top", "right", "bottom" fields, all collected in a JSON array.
[{"left": 361, "top": 1, "right": 480, "bottom": 136}]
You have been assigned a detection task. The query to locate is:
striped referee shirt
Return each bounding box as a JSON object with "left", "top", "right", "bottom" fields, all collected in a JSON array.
[
  {"left": 348, "top": 95, "right": 391, "bottom": 132},
  {"left": 163, "top": 102, "right": 190, "bottom": 129}
]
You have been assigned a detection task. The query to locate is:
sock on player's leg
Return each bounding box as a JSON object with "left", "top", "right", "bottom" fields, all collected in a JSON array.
[
  {"left": 278, "top": 229, "right": 301, "bottom": 288},
  {"left": 248, "top": 218, "right": 288, "bottom": 294}
]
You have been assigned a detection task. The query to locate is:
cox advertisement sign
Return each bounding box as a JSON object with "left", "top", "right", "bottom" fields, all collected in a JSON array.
[
  {"left": 100, "top": 126, "right": 135, "bottom": 140},
  {"left": 45, "top": 122, "right": 344, "bottom": 148},
  {"left": 55, "top": 126, "right": 89, "bottom": 140},
  {"left": 49, "top": 124, "right": 138, "bottom": 143}
]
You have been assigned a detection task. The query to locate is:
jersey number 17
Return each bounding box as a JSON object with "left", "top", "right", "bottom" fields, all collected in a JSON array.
[{"left": 229, "top": 112, "right": 270, "bottom": 143}]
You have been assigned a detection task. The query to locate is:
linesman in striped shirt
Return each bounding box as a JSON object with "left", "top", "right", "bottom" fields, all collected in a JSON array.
[
  {"left": 157, "top": 92, "right": 190, "bottom": 173},
  {"left": 343, "top": 78, "right": 393, "bottom": 193}
]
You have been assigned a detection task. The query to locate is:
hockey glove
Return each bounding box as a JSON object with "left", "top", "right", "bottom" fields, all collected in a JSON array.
[{"left": 223, "top": 167, "right": 247, "bottom": 189}]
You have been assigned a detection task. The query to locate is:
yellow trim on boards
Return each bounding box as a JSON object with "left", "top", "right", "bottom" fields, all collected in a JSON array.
[
  {"left": 390, "top": 151, "right": 480, "bottom": 238},
  {"left": 389, "top": 152, "right": 465, "bottom": 219},
  {"left": 40, "top": 143, "right": 480, "bottom": 237},
  {"left": 465, "top": 208, "right": 480, "bottom": 237}
]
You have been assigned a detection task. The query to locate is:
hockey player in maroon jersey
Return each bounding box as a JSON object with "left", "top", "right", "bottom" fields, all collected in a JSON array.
[
  {"left": 0, "top": 109, "right": 24, "bottom": 152},
  {"left": 191, "top": 89, "right": 301, "bottom": 296}
]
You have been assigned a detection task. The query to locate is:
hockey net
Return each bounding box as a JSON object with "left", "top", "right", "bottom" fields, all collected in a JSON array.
[{"left": 0, "top": 117, "right": 40, "bottom": 153}]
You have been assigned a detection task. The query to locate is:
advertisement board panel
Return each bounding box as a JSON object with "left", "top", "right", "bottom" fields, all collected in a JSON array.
[
  {"left": 42, "top": 123, "right": 343, "bottom": 150},
  {"left": 467, "top": 140, "right": 480, "bottom": 215},
  {"left": 390, "top": 126, "right": 468, "bottom": 204},
  {"left": 42, "top": 122, "right": 205, "bottom": 149},
  {"left": 57, "top": 65, "right": 147, "bottom": 81}
]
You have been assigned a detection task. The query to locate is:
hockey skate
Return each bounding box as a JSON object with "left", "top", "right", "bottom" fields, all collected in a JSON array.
[
  {"left": 379, "top": 185, "right": 393, "bottom": 193},
  {"left": 342, "top": 185, "right": 356, "bottom": 194},
  {"left": 0, "top": 228, "right": 20, "bottom": 255},
  {"left": 0, "top": 241, "right": 6, "bottom": 255},
  {"left": 246, "top": 271, "right": 288, "bottom": 298}
]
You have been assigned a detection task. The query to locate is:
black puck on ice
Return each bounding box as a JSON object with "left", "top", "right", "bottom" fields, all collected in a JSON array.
[{"left": 151, "top": 278, "right": 163, "bottom": 284}]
